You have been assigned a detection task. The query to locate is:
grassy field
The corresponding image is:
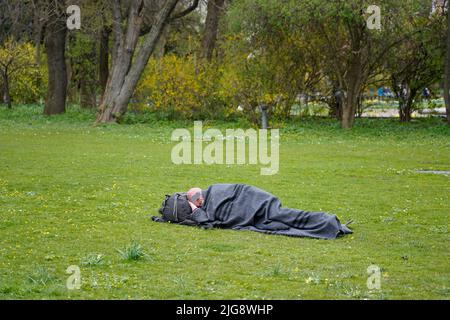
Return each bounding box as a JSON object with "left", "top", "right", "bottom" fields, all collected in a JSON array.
[{"left": 0, "top": 105, "right": 449, "bottom": 299}]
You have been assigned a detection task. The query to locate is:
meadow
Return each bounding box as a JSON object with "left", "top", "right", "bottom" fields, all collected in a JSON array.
[{"left": 0, "top": 105, "right": 449, "bottom": 299}]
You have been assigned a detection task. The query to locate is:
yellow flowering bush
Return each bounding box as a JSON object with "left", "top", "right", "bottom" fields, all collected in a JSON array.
[
  {"left": 0, "top": 39, "right": 46, "bottom": 104},
  {"left": 133, "top": 47, "right": 303, "bottom": 122},
  {"left": 135, "top": 55, "right": 230, "bottom": 119}
]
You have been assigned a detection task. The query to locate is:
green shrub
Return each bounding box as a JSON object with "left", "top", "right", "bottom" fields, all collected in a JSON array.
[
  {"left": 81, "top": 253, "right": 105, "bottom": 267},
  {"left": 27, "top": 266, "right": 56, "bottom": 286},
  {"left": 117, "top": 241, "right": 147, "bottom": 261}
]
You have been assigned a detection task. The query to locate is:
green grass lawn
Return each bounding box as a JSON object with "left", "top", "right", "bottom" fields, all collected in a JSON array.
[{"left": 0, "top": 105, "right": 449, "bottom": 299}]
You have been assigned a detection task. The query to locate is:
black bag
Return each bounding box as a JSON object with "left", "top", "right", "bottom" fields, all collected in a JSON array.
[{"left": 157, "top": 192, "right": 192, "bottom": 223}]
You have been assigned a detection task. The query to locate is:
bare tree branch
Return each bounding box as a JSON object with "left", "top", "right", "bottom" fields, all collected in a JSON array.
[{"left": 169, "top": 0, "right": 199, "bottom": 22}]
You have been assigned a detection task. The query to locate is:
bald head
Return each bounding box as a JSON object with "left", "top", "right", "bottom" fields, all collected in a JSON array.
[{"left": 187, "top": 187, "right": 204, "bottom": 207}]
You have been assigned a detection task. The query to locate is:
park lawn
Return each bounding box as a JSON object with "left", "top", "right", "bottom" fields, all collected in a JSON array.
[{"left": 0, "top": 105, "right": 449, "bottom": 299}]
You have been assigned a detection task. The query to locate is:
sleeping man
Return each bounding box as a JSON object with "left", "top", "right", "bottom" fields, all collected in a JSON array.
[{"left": 182, "top": 184, "right": 352, "bottom": 240}]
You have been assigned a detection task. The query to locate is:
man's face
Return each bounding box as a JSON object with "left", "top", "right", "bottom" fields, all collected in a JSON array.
[
  {"left": 194, "top": 197, "right": 204, "bottom": 207},
  {"left": 187, "top": 187, "right": 203, "bottom": 207}
]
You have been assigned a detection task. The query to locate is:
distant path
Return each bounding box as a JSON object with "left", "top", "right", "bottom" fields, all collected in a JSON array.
[{"left": 362, "top": 107, "right": 447, "bottom": 118}]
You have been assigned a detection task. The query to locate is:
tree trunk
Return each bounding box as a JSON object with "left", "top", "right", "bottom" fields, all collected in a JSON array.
[
  {"left": 339, "top": 26, "right": 364, "bottom": 129},
  {"left": 329, "top": 88, "right": 343, "bottom": 120},
  {"left": 444, "top": 2, "right": 450, "bottom": 125},
  {"left": 201, "top": 0, "right": 225, "bottom": 61},
  {"left": 356, "top": 94, "right": 363, "bottom": 118},
  {"left": 341, "top": 90, "right": 358, "bottom": 128},
  {"left": 2, "top": 72, "right": 12, "bottom": 109},
  {"left": 44, "top": 19, "right": 67, "bottom": 115},
  {"left": 341, "top": 67, "right": 362, "bottom": 128},
  {"left": 399, "top": 101, "right": 412, "bottom": 122},
  {"left": 398, "top": 86, "right": 416, "bottom": 122},
  {"left": 96, "top": 0, "right": 180, "bottom": 123},
  {"left": 99, "top": 26, "right": 110, "bottom": 96},
  {"left": 154, "top": 24, "right": 170, "bottom": 59}
]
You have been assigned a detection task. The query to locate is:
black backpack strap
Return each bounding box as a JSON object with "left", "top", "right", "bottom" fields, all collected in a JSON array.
[
  {"left": 151, "top": 216, "right": 167, "bottom": 223},
  {"left": 173, "top": 193, "right": 180, "bottom": 222}
]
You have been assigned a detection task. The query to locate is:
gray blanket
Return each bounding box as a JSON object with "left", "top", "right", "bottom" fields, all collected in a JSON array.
[{"left": 178, "top": 184, "right": 352, "bottom": 240}]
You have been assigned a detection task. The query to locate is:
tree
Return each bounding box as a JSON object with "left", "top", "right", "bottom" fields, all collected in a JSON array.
[
  {"left": 226, "top": 0, "right": 421, "bottom": 128},
  {"left": 386, "top": 13, "right": 444, "bottom": 122},
  {"left": 0, "top": 39, "right": 36, "bottom": 108},
  {"left": 0, "top": 0, "right": 35, "bottom": 44},
  {"left": 444, "top": 1, "right": 450, "bottom": 125},
  {"left": 224, "top": 0, "right": 324, "bottom": 123},
  {"left": 0, "top": 1, "right": 47, "bottom": 107},
  {"left": 201, "top": 0, "right": 226, "bottom": 61},
  {"left": 301, "top": 0, "right": 423, "bottom": 128},
  {"left": 69, "top": 34, "right": 98, "bottom": 108},
  {"left": 95, "top": 0, "right": 200, "bottom": 123},
  {"left": 61, "top": 0, "right": 115, "bottom": 108},
  {"left": 43, "top": 1, "right": 68, "bottom": 115}
]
